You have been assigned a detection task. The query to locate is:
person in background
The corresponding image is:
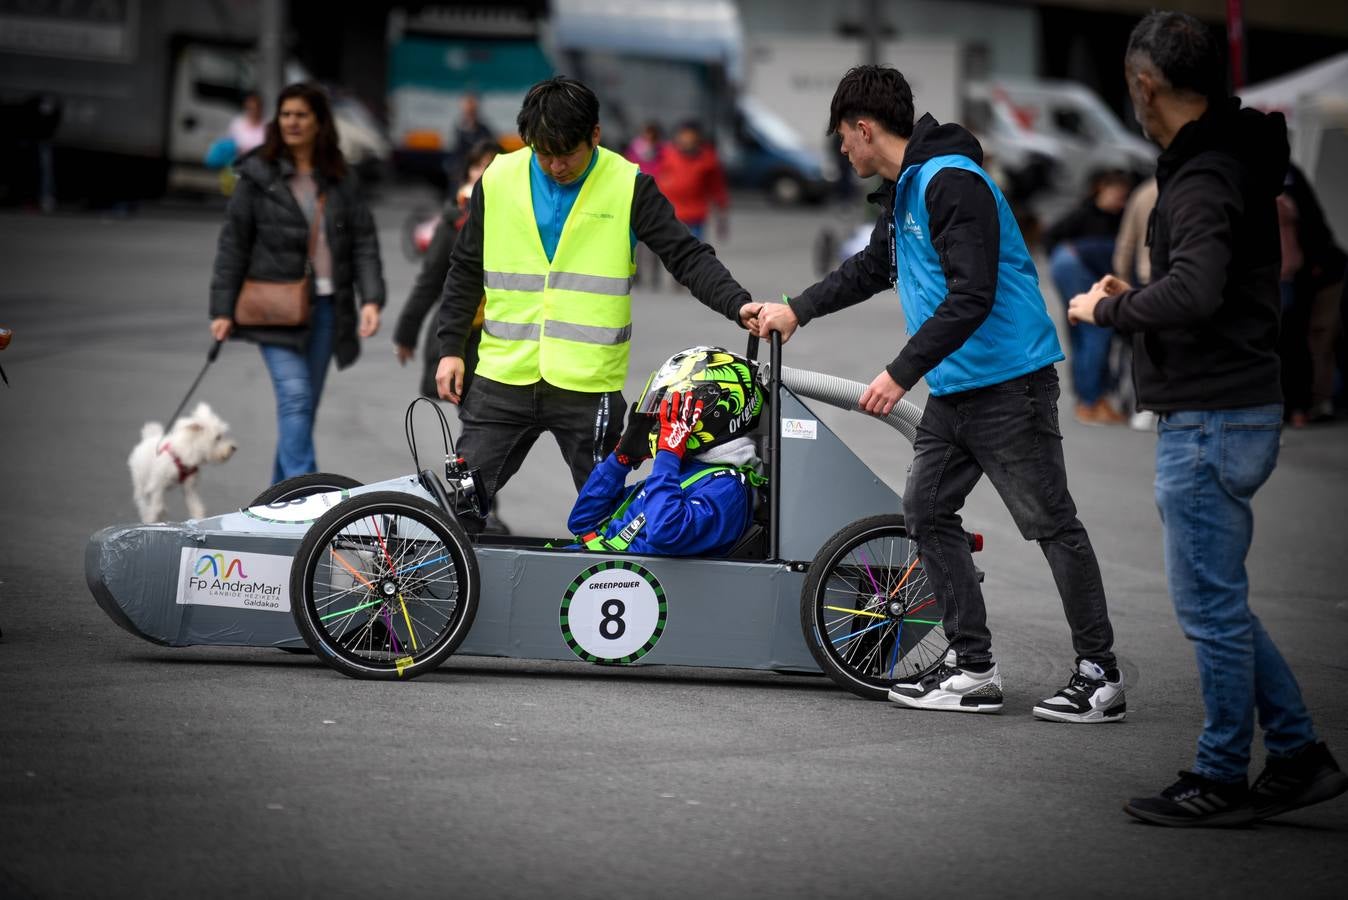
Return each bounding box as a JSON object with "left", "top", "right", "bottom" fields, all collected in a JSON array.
[
  {"left": 229, "top": 91, "right": 267, "bottom": 156},
  {"left": 1045, "top": 169, "right": 1134, "bottom": 426},
  {"left": 395, "top": 140, "right": 500, "bottom": 398},
  {"left": 1111, "top": 176, "right": 1159, "bottom": 431},
  {"left": 1069, "top": 11, "right": 1348, "bottom": 827},
  {"left": 567, "top": 346, "right": 763, "bottom": 557},
  {"left": 1277, "top": 163, "right": 1346, "bottom": 427},
  {"left": 625, "top": 121, "right": 665, "bottom": 177},
  {"left": 210, "top": 82, "right": 385, "bottom": 484},
  {"left": 626, "top": 122, "right": 667, "bottom": 288},
  {"left": 448, "top": 93, "right": 495, "bottom": 191},
  {"left": 657, "top": 121, "right": 730, "bottom": 242}
]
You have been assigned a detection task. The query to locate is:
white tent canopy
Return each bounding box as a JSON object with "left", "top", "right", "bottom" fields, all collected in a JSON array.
[{"left": 1240, "top": 52, "right": 1348, "bottom": 243}]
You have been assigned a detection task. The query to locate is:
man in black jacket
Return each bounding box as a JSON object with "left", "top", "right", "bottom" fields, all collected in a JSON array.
[
  {"left": 1069, "top": 11, "right": 1348, "bottom": 827},
  {"left": 434, "top": 78, "right": 754, "bottom": 530}
]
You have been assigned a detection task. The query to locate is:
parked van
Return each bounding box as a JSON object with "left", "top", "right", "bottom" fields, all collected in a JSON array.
[
  {"left": 724, "top": 98, "right": 832, "bottom": 204},
  {"left": 168, "top": 41, "right": 391, "bottom": 193},
  {"left": 967, "top": 78, "right": 1154, "bottom": 197}
]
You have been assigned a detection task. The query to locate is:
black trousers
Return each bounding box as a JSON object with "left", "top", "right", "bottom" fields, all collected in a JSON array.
[
  {"left": 455, "top": 375, "right": 626, "bottom": 525},
  {"left": 903, "top": 366, "right": 1116, "bottom": 669}
]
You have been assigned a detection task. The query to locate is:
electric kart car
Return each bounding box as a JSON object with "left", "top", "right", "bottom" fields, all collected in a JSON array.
[{"left": 87, "top": 337, "right": 982, "bottom": 699}]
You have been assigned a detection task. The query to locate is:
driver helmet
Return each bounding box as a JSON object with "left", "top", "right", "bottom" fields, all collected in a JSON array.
[{"left": 634, "top": 346, "right": 767, "bottom": 457}]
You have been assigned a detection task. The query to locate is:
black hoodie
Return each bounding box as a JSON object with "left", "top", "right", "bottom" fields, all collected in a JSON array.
[
  {"left": 788, "top": 114, "right": 1006, "bottom": 390},
  {"left": 1094, "top": 99, "right": 1288, "bottom": 410}
]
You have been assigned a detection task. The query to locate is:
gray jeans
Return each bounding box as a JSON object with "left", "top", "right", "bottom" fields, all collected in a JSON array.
[
  {"left": 903, "top": 366, "right": 1116, "bottom": 669},
  {"left": 456, "top": 376, "right": 626, "bottom": 527}
]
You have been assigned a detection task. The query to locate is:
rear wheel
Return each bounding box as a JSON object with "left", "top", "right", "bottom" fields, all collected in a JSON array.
[
  {"left": 249, "top": 473, "right": 362, "bottom": 507},
  {"left": 801, "top": 514, "right": 949, "bottom": 700},
  {"left": 290, "top": 491, "right": 479, "bottom": 680}
]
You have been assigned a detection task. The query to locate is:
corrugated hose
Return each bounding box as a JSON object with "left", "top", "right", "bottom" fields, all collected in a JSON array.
[{"left": 780, "top": 366, "right": 923, "bottom": 446}]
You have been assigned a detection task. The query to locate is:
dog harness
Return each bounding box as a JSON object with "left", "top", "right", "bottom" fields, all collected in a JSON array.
[{"left": 157, "top": 442, "right": 198, "bottom": 483}]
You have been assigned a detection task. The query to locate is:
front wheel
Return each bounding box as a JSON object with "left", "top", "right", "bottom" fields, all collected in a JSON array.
[
  {"left": 800, "top": 514, "right": 950, "bottom": 700},
  {"left": 290, "top": 491, "right": 479, "bottom": 680}
]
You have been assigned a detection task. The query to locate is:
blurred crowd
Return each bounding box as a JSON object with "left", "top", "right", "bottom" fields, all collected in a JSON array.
[{"left": 1043, "top": 164, "right": 1345, "bottom": 429}]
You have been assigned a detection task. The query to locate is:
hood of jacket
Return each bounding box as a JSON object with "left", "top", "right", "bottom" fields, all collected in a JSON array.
[
  {"left": 1158, "top": 97, "right": 1288, "bottom": 199},
  {"left": 867, "top": 113, "right": 986, "bottom": 209}
]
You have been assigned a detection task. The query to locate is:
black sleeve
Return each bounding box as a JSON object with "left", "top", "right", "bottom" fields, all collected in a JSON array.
[
  {"left": 209, "top": 177, "right": 257, "bottom": 318},
  {"left": 1094, "top": 169, "right": 1238, "bottom": 333},
  {"left": 395, "top": 210, "right": 456, "bottom": 348},
  {"left": 435, "top": 180, "right": 486, "bottom": 359},
  {"left": 887, "top": 169, "right": 999, "bottom": 390},
  {"left": 347, "top": 179, "right": 385, "bottom": 307},
  {"left": 788, "top": 210, "right": 894, "bottom": 325},
  {"left": 631, "top": 173, "right": 750, "bottom": 322}
]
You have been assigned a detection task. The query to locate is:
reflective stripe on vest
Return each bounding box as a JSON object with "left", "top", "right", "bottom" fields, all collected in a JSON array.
[{"left": 479, "top": 146, "right": 638, "bottom": 392}]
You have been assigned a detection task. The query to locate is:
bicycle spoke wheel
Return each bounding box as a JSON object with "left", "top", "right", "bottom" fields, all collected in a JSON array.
[
  {"left": 801, "top": 514, "right": 949, "bottom": 700},
  {"left": 291, "top": 492, "right": 479, "bottom": 680}
]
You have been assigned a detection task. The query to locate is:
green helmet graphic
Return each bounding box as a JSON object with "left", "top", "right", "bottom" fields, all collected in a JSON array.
[{"left": 635, "top": 346, "right": 767, "bottom": 457}]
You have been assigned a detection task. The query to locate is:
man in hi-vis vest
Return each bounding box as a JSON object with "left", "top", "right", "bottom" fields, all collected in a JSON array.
[{"left": 435, "top": 77, "right": 756, "bottom": 531}]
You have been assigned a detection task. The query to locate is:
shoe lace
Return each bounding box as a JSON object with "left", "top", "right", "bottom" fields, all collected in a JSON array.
[{"left": 1057, "top": 671, "right": 1100, "bottom": 698}]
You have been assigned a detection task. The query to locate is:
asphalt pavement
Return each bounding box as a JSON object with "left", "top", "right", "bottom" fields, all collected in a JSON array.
[{"left": 1, "top": 190, "right": 1346, "bottom": 898}]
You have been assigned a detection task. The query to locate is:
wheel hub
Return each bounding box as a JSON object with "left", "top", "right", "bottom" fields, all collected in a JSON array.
[{"left": 380, "top": 579, "right": 398, "bottom": 598}]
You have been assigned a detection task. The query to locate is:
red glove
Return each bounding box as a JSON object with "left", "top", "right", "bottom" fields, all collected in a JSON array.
[{"left": 657, "top": 390, "right": 704, "bottom": 459}]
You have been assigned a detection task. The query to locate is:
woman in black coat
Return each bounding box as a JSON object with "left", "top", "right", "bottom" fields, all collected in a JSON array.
[{"left": 209, "top": 82, "right": 385, "bottom": 484}]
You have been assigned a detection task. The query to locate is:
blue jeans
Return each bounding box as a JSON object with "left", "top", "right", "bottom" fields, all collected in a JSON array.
[
  {"left": 259, "top": 296, "right": 336, "bottom": 484},
  {"left": 1155, "top": 405, "right": 1317, "bottom": 782},
  {"left": 1049, "top": 242, "right": 1115, "bottom": 405},
  {"left": 905, "top": 366, "right": 1115, "bottom": 668}
]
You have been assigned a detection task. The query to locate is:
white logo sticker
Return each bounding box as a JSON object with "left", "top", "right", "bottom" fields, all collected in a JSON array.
[
  {"left": 241, "top": 490, "right": 349, "bottom": 524},
  {"left": 176, "top": 548, "right": 292, "bottom": 612},
  {"left": 560, "top": 562, "right": 667, "bottom": 664},
  {"left": 781, "top": 418, "right": 818, "bottom": 440}
]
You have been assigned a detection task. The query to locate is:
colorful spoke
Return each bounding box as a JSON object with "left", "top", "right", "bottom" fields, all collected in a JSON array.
[
  {"left": 369, "top": 516, "right": 399, "bottom": 575},
  {"left": 329, "top": 549, "right": 375, "bottom": 589},
  {"left": 824, "top": 604, "right": 887, "bottom": 620},
  {"left": 397, "top": 593, "right": 419, "bottom": 651}
]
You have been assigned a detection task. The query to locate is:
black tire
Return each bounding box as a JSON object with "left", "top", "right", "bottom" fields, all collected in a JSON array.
[
  {"left": 800, "top": 514, "right": 950, "bottom": 700},
  {"left": 768, "top": 172, "right": 804, "bottom": 206},
  {"left": 249, "top": 473, "right": 362, "bottom": 507},
  {"left": 290, "top": 491, "right": 479, "bottom": 680}
]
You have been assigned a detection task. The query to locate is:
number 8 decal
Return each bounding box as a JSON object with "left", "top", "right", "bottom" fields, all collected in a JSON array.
[{"left": 560, "top": 561, "right": 667, "bottom": 664}]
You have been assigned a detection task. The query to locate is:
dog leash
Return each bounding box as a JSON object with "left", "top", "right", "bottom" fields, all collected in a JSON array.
[{"left": 164, "top": 339, "right": 224, "bottom": 427}]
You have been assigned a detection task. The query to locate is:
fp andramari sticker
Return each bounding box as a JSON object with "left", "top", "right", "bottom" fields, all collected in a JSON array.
[
  {"left": 176, "top": 548, "right": 292, "bottom": 612},
  {"left": 781, "top": 417, "right": 818, "bottom": 440},
  {"left": 241, "top": 489, "right": 350, "bottom": 524},
  {"left": 560, "top": 560, "right": 667, "bottom": 664}
]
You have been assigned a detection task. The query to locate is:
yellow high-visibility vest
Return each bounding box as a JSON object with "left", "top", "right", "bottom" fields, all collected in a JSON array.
[{"left": 479, "top": 146, "right": 638, "bottom": 392}]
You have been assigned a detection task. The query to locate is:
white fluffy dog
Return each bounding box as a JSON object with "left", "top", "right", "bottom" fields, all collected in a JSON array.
[{"left": 128, "top": 402, "right": 238, "bottom": 523}]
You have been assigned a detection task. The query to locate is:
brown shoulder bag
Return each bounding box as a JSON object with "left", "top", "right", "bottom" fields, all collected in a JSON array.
[{"left": 233, "top": 194, "right": 326, "bottom": 327}]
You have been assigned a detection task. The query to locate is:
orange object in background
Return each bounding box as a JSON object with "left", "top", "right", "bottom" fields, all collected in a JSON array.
[{"left": 403, "top": 130, "right": 443, "bottom": 151}]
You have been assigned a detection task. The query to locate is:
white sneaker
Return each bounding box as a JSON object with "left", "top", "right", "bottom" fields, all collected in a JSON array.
[
  {"left": 887, "top": 649, "right": 1003, "bottom": 713},
  {"left": 1129, "top": 410, "right": 1157, "bottom": 432},
  {"left": 1033, "top": 659, "right": 1126, "bottom": 723}
]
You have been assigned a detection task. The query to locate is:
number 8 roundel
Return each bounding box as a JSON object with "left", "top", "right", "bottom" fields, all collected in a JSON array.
[{"left": 560, "top": 560, "right": 667, "bottom": 664}]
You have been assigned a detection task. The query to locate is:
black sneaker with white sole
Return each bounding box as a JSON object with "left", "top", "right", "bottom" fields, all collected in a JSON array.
[
  {"left": 1033, "top": 659, "right": 1126, "bottom": 723},
  {"left": 887, "top": 649, "right": 1003, "bottom": 713},
  {"left": 1123, "top": 771, "right": 1255, "bottom": 827},
  {"left": 1251, "top": 741, "right": 1348, "bottom": 820}
]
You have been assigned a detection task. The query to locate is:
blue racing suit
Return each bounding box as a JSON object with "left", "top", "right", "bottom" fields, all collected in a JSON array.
[{"left": 567, "top": 450, "right": 752, "bottom": 556}]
